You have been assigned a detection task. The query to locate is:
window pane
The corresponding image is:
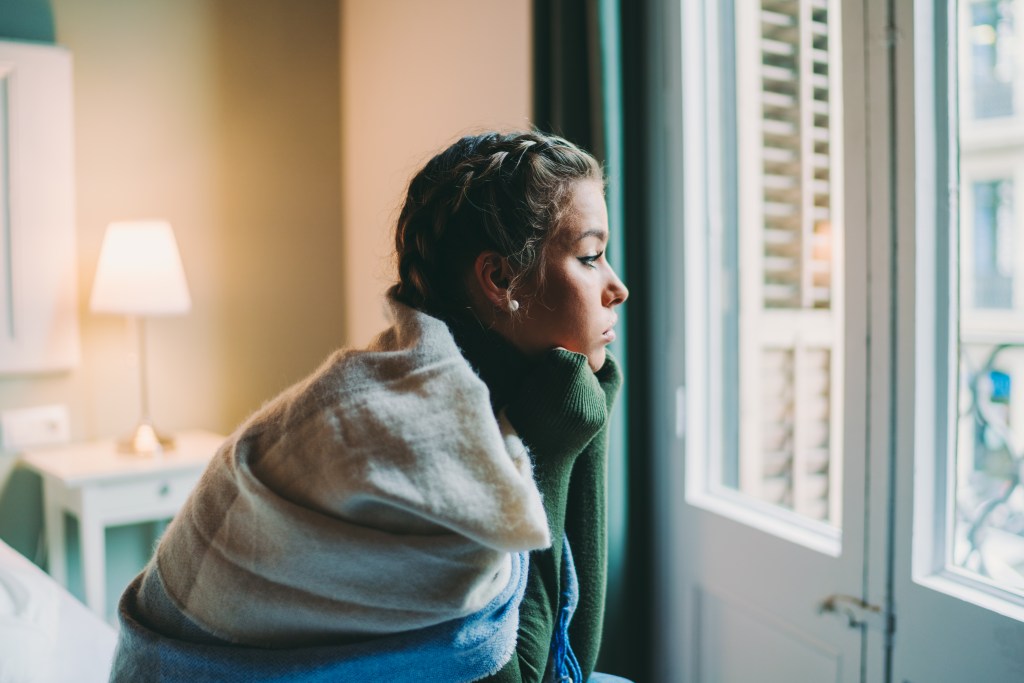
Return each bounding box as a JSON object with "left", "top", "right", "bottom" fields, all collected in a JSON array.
[
  {"left": 972, "top": 179, "right": 1014, "bottom": 310},
  {"left": 721, "top": 0, "right": 844, "bottom": 526},
  {"left": 955, "top": 345, "right": 1024, "bottom": 592},
  {"left": 967, "top": 0, "right": 1016, "bottom": 120},
  {"left": 954, "top": 0, "right": 1024, "bottom": 594}
]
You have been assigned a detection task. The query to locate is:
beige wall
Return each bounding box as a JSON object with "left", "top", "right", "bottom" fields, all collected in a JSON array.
[
  {"left": 0, "top": 0, "right": 344, "bottom": 459},
  {"left": 0, "top": 0, "right": 532, "bottom": 576},
  {"left": 340, "top": 0, "right": 533, "bottom": 346},
  {"left": 0, "top": 0, "right": 534, "bottom": 447}
]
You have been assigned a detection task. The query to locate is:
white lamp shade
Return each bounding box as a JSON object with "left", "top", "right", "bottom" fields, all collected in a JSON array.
[{"left": 90, "top": 220, "right": 192, "bottom": 315}]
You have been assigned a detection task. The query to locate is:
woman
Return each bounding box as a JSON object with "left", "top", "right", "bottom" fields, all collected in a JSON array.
[{"left": 110, "top": 131, "right": 629, "bottom": 683}]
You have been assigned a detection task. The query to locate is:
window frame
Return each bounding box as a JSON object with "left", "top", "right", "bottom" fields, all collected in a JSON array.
[
  {"left": 910, "top": 0, "right": 1024, "bottom": 621},
  {"left": 683, "top": 0, "right": 846, "bottom": 555}
]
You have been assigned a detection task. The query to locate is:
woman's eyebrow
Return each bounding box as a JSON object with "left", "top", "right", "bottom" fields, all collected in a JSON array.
[{"left": 574, "top": 228, "right": 608, "bottom": 243}]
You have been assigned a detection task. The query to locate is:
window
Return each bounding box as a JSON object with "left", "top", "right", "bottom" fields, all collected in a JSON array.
[
  {"left": 966, "top": 0, "right": 1016, "bottom": 120},
  {"left": 673, "top": 1, "right": 1024, "bottom": 678},
  {"left": 725, "top": 0, "right": 844, "bottom": 525},
  {"left": 971, "top": 178, "right": 1014, "bottom": 310},
  {"left": 954, "top": 0, "right": 1024, "bottom": 596}
]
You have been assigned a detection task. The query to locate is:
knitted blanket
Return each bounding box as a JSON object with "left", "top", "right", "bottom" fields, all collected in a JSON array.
[
  {"left": 113, "top": 297, "right": 551, "bottom": 678},
  {"left": 111, "top": 550, "right": 532, "bottom": 683}
]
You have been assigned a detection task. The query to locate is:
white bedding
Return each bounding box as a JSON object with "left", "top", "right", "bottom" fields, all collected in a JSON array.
[{"left": 0, "top": 539, "right": 115, "bottom": 683}]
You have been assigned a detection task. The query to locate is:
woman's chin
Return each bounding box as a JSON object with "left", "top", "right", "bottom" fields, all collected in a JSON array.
[{"left": 587, "top": 348, "right": 606, "bottom": 373}]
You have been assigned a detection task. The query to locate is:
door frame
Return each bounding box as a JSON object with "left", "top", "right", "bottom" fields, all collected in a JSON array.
[
  {"left": 891, "top": 1, "right": 1024, "bottom": 679},
  {"left": 651, "top": 0, "right": 885, "bottom": 680}
]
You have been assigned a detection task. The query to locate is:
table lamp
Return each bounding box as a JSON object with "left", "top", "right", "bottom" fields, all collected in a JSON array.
[{"left": 90, "top": 220, "right": 191, "bottom": 455}]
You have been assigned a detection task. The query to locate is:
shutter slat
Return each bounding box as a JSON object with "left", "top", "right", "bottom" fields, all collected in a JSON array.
[
  {"left": 762, "top": 64, "right": 798, "bottom": 82},
  {"left": 762, "top": 38, "right": 797, "bottom": 56},
  {"left": 764, "top": 255, "right": 800, "bottom": 272},
  {"left": 765, "top": 173, "right": 800, "bottom": 189},
  {"left": 764, "top": 202, "right": 799, "bottom": 218},
  {"left": 761, "top": 10, "right": 795, "bottom": 27},
  {"left": 764, "top": 146, "right": 799, "bottom": 163},
  {"left": 763, "top": 91, "right": 798, "bottom": 108},
  {"left": 763, "top": 119, "right": 799, "bottom": 136}
]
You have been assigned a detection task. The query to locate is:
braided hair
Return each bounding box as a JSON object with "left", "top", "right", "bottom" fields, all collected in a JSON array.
[{"left": 393, "top": 131, "right": 602, "bottom": 317}]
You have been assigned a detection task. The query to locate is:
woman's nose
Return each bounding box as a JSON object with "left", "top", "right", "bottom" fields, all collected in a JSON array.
[{"left": 607, "top": 269, "right": 628, "bottom": 306}]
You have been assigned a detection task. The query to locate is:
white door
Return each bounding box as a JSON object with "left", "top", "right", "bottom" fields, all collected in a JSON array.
[
  {"left": 891, "top": 0, "right": 1024, "bottom": 680},
  {"left": 664, "top": 0, "right": 1024, "bottom": 681},
  {"left": 667, "top": 1, "right": 881, "bottom": 681}
]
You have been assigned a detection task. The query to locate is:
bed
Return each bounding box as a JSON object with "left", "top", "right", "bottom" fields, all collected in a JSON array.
[{"left": 0, "top": 539, "right": 116, "bottom": 683}]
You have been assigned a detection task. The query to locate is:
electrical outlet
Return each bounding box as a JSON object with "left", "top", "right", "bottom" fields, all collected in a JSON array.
[{"left": 0, "top": 404, "right": 71, "bottom": 451}]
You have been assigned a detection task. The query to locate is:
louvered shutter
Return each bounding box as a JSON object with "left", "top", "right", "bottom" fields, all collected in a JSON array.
[{"left": 735, "top": 0, "right": 843, "bottom": 523}]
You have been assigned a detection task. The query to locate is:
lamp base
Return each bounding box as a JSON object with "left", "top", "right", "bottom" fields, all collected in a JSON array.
[{"left": 117, "top": 422, "right": 175, "bottom": 456}]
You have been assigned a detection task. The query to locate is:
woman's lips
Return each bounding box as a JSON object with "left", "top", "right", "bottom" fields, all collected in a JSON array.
[{"left": 602, "top": 315, "right": 618, "bottom": 343}]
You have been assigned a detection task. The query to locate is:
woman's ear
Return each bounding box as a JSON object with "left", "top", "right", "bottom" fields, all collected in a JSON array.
[{"left": 471, "top": 251, "right": 512, "bottom": 309}]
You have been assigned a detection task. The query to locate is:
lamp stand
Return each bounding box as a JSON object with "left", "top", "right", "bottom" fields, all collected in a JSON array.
[{"left": 119, "top": 316, "right": 175, "bottom": 455}]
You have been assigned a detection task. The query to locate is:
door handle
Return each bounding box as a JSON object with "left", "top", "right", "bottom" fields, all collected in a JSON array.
[{"left": 818, "top": 594, "right": 891, "bottom": 632}]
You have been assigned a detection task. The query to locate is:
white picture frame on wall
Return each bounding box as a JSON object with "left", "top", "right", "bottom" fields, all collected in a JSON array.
[{"left": 0, "top": 39, "right": 79, "bottom": 373}]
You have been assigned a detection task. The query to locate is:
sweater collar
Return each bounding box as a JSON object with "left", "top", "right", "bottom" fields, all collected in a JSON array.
[{"left": 442, "top": 309, "right": 531, "bottom": 412}]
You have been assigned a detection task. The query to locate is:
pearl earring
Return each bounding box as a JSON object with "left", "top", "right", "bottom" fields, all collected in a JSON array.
[{"left": 508, "top": 299, "right": 520, "bottom": 313}]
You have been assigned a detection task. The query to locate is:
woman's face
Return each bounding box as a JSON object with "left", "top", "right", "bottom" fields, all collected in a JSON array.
[{"left": 507, "top": 180, "right": 629, "bottom": 372}]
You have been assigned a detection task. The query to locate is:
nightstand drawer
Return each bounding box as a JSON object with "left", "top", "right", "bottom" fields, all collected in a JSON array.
[
  {"left": 89, "top": 471, "right": 203, "bottom": 521},
  {"left": 22, "top": 430, "right": 223, "bottom": 620}
]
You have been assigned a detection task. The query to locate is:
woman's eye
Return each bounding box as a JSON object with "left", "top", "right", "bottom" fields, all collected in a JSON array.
[{"left": 578, "top": 251, "right": 603, "bottom": 268}]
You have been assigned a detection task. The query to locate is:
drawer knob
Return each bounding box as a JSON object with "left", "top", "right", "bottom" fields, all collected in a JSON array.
[{"left": 158, "top": 483, "right": 171, "bottom": 497}]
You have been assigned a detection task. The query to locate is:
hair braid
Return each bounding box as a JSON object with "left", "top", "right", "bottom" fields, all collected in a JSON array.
[{"left": 393, "top": 131, "right": 602, "bottom": 316}]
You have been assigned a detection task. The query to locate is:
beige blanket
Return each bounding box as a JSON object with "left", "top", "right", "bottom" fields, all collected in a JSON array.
[{"left": 151, "top": 298, "right": 550, "bottom": 647}]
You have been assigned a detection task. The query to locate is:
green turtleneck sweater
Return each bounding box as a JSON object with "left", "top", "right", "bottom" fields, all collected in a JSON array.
[{"left": 447, "top": 316, "right": 621, "bottom": 683}]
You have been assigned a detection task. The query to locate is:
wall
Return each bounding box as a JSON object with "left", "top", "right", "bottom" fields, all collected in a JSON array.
[
  {"left": 0, "top": 0, "right": 344, "bottom": 617},
  {"left": 0, "top": 0, "right": 532, "bottom": 621},
  {"left": 0, "top": 0, "right": 346, "bottom": 452},
  {"left": 339, "top": 0, "right": 533, "bottom": 346}
]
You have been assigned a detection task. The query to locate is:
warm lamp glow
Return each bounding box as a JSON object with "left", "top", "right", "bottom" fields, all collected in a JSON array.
[
  {"left": 90, "top": 221, "right": 191, "bottom": 315},
  {"left": 89, "top": 220, "right": 190, "bottom": 456}
]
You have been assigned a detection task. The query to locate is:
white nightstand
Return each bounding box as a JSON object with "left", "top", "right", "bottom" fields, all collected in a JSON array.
[{"left": 20, "top": 429, "right": 224, "bottom": 620}]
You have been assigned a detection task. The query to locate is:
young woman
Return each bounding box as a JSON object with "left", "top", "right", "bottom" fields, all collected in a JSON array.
[{"left": 110, "top": 131, "right": 629, "bottom": 683}]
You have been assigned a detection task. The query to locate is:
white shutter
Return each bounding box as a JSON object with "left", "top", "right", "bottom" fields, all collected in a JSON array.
[{"left": 736, "top": 0, "right": 844, "bottom": 524}]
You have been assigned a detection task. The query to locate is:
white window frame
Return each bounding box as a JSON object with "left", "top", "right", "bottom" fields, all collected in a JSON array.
[
  {"left": 683, "top": 0, "right": 845, "bottom": 555},
  {"left": 910, "top": 0, "right": 1024, "bottom": 622}
]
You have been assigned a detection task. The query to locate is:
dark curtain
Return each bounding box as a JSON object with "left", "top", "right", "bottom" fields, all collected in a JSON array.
[{"left": 533, "top": 2, "right": 653, "bottom": 680}]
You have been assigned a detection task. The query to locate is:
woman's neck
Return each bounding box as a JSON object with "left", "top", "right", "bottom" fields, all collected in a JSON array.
[{"left": 443, "top": 309, "right": 531, "bottom": 412}]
